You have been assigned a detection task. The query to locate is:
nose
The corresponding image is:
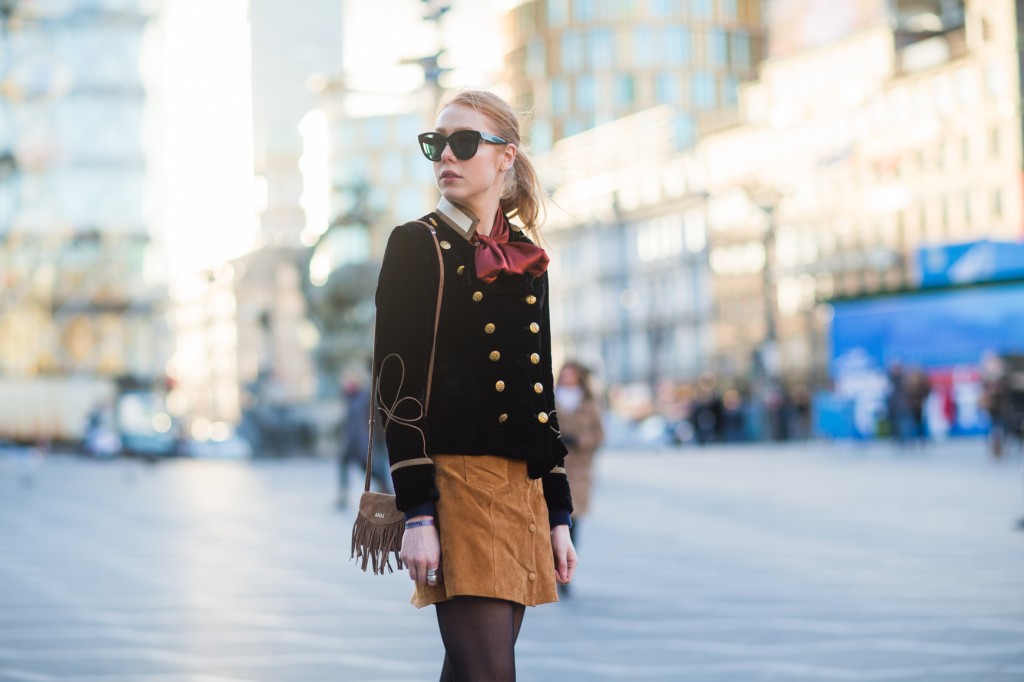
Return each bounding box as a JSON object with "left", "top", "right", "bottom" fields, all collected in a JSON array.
[{"left": 439, "top": 140, "right": 457, "bottom": 163}]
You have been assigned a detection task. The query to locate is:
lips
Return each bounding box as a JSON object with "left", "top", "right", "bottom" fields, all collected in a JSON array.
[{"left": 440, "top": 170, "right": 460, "bottom": 180}]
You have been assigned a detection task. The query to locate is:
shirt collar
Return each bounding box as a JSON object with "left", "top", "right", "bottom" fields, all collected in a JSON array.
[{"left": 435, "top": 198, "right": 479, "bottom": 242}]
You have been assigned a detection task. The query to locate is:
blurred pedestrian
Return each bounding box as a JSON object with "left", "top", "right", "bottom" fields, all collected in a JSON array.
[
  {"left": 555, "top": 361, "right": 604, "bottom": 596},
  {"left": 905, "top": 367, "right": 931, "bottom": 446},
  {"left": 374, "top": 89, "right": 574, "bottom": 681},
  {"left": 720, "top": 388, "right": 746, "bottom": 442},
  {"left": 337, "top": 369, "right": 392, "bottom": 508},
  {"left": 691, "top": 371, "right": 722, "bottom": 444},
  {"left": 980, "top": 353, "right": 1010, "bottom": 458},
  {"left": 886, "top": 362, "right": 910, "bottom": 446}
]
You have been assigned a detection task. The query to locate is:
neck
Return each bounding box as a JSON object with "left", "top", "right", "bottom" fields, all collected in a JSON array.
[{"left": 454, "top": 196, "right": 501, "bottom": 238}]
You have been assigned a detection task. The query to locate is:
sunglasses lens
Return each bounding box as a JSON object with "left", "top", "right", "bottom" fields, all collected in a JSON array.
[
  {"left": 449, "top": 131, "right": 481, "bottom": 160},
  {"left": 418, "top": 134, "right": 444, "bottom": 161}
]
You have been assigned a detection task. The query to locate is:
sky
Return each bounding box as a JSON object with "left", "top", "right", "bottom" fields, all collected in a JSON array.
[
  {"left": 159, "top": 0, "right": 258, "bottom": 278},
  {"left": 340, "top": 0, "right": 516, "bottom": 115},
  {"left": 158, "top": 0, "right": 518, "bottom": 277}
]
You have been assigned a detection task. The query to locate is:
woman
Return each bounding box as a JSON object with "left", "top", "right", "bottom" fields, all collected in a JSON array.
[
  {"left": 555, "top": 361, "right": 604, "bottom": 563},
  {"left": 373, "top": 89, "right": 576, "bottom": 681}
]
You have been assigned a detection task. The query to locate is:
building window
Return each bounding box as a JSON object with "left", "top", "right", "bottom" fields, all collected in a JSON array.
[
  {"left": 576, "top": 74, "right": 596, "bottom": 111},
  {"left": 564, "top": 117, "right": 586, "bottom": 137},
  {"left": 675, "top": 114, "right": 696, "bottom": 148},
  {"left": 692, "top": 71, "right": 716, "bottom": 109},
  {"left": 651, "top": 0, "right": 679, "bottom": 17},
  {"left": 664, "top": 26, "right": 690, "bottom": 65},
  {"left": 531, "top": 120, "right": 553, "bottom": 152},
  {"left": 615, "top": 75, "right": 636, "bottom": 107},
  {"left": 551, "top": 78, "right": 569, "bottom": 115},
  {"left": 722, "top": 74, "right": 739, "bottom": 105},
  {"left": 634, "top": 26, "right": 655, "bottom": 66},
  {"left": 548, "top": 0, "right": 568, "bottom": 25},
  {"left": 527, "top": 40, "right": 545, "bottom": 78},
  {"left": 729, "top": 31, "right": 750, "bottom": 68},
  {"left": 587, "top": 27, "right": 614, "bottom": 68},
  {"left": 574, "top": 0, "right": 595, "bottom": 21},
  {"left": 708, "top": 28, "right": 728, "bottom": 67},
  {"left": 562, "top": 33, "right": 584, "bottom": 72},
  {"left": 689, "top": 0, "right": 712, "bottom": 19},
  {"left": 720, "top": 0, "right": 738, "bottom": 21},
  {"left": 655, "top": 72, "right": 679, "bottom": 104}
]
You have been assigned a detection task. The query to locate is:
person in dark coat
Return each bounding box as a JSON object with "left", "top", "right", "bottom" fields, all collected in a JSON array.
[
  {"left": 374, "top": 89, "right": 575, "bottom": 681},
  {"left": 336, "top": 371, "right": 392, "bottom": 508}
]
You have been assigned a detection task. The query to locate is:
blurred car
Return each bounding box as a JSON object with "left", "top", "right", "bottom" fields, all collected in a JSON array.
[{"left": 116, "top": 390, "right": 180, "bottom": 457}]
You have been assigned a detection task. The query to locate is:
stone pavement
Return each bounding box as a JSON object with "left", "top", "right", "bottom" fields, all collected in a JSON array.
[{"left": 1, "top": 439, "right": 1022, "bottom": 682}]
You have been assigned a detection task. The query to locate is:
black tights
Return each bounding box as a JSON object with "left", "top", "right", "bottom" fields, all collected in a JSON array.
[{"left": 435, "top": 596, "right": 526, "bottom": 682}]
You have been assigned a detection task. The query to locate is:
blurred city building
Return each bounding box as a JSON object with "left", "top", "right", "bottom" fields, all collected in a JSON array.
[
  {"left": 0, "top": 0, "right": 170, "bottom": 443},
  {"left": 164, "top": 1, "right": 341, "bottom": 441},
  {"left": 503, "top": 0, "right": 767, "bottom": 151},
  {"left": 539, "top": 0, "right": 1019, "bottom": 430},
  {"left": 298, "top": 101, "right": 437, "bottom": 379}
]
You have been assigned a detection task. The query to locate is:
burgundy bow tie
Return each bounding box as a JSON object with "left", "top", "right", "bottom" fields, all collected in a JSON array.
[{"left": 472, "top": 211, "right": 549, "bottom": 284}]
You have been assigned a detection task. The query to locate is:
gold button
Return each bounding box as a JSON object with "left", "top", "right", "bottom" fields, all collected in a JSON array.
[
  {"left": 472, "top": 291, "right": 483, "bottom": 302},
  {"left": 528, "top": 572, "right": 537, "bottom": 581},
  {"left": 489, "top": 350, "right": 501, "bottom": 362},
  {"left": 498, "top": 413, "right": 508, "bottom": 423},
  {"left": 534, "top": 382, "right": 543, "bottom": 394},
  {"left": 525, "top": 295, "right": 537, "bottom": 305},
  {"left": 529, "top": 322, "right": 540, "bottom": 333},
  {"left": 429, "top": 217, "right": 438, "bottom": 226},
  {"left": 495, "top": 380, "right": 505, "bottom": 392},
  {"left": 530, "top": 353, "right": 540, "bottom": 365},
  {"left": 528, "top": 523, "right": 537, "bottom": 533},
  {"left": 457, "top": 265, "right": 465, "bottom": 275},
  {"left": 439, "top": 240, "right": 451, "bottom": 249},
  {"left": 537, "top": 412, "right": 549, "bottom": 424},
  {"left": 484, "top": 323, "right": 496, "bottom": 334}
]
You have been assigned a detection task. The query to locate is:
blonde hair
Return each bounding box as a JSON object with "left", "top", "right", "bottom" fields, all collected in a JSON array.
[{"left": 438, "top": 89, "right": 546, "bottom": 238}]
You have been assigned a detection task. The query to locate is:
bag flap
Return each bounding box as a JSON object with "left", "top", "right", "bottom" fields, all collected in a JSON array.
[{"left": 357, "top": 491, "right": 405, "bottom": 526}]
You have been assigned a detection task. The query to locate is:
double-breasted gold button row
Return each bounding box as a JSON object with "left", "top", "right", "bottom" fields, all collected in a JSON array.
[
  {"left": 494, "top": 380, "right": 543, "bottom": 394},
  {"left": 489, "top": 351, "right": 538, "bottom": 364},
  {"left": 496, "top": 412, "right": 553, "bottom": 425}
]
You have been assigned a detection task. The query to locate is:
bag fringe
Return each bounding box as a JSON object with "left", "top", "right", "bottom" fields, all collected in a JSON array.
[{"left": 351, "top": 516, "right": 405, "bottom": 575}]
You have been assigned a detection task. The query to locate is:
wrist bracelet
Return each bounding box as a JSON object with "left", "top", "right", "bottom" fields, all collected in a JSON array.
[{"left": 405, "top": 518, "right": 435, "bottom": 529}]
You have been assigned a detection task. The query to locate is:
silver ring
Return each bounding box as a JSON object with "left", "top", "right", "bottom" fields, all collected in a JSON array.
[{"left": 426, "top": 568, "right": 438, "bottom": 580}]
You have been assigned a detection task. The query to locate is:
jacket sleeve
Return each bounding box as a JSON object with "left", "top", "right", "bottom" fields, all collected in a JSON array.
[
  {"left": 374, "top": 223, "right": 439, "bottom": 513},
  {"left": 538, "top": 272, "right": 573, "bottom": 526}
]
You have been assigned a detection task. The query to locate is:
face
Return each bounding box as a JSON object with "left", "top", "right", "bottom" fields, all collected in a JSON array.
[
  {"left": 558, "top": 365, "right": 580, "bottom": 387},
  {"left": 430, "top": 104, "right": 515, "bottom": 216}
]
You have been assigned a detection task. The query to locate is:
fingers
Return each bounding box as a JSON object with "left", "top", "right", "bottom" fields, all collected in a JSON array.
[{"left": 400, "top": 527, "right": 441, "bottom": 584}]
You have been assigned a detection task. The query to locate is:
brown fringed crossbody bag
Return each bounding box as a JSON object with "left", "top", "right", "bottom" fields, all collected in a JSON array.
[{"left": 351, "top": 221, "right": 445, "bottom": 575}]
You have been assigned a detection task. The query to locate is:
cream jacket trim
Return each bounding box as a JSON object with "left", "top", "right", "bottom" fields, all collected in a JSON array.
[
  {"left": 390, "top": 457, "right": 433, "bottom": 472},
  {"left": 436, "top": 198, "right": 478, "bottom": 241}
]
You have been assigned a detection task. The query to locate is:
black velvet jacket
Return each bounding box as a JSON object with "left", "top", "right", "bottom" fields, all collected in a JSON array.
[{"left": 373, "top": 205, "right": 571, "bottom": 524}]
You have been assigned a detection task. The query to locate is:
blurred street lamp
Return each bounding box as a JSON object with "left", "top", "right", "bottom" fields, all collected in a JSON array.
[{"left": 743, "top": 183, "right": 784, "bottom": 439}]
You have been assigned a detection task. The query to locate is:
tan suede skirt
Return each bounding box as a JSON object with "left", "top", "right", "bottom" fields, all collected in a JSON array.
[{"left": 411, "top": 454, "right": 558, "bottom": 608}]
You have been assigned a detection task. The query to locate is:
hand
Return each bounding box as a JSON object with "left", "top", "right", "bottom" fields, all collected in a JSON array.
[
  {"left": 550, "top": 524, "right": 577, "bottom": 585},
  {"left": 401, "top": 516, "right": 441, "bottom": 585}
]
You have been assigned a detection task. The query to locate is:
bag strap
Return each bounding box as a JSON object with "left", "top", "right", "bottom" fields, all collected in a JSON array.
[{"left": 364, "top": 220, "right": 445, "bottom": 493}]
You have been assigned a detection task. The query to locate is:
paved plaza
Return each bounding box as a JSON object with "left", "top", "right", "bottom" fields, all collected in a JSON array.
[{"left": 1, "top": 439, "right": 1022, "bottom": 682}]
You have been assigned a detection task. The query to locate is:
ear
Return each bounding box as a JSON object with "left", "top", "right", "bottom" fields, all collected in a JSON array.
[{"left": 501, "top": 143, "right": 517, "bottom": 172}]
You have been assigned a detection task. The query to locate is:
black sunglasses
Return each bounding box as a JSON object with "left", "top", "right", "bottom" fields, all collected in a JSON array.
[{"left": 417, "top": 130, "right": 509, "bottom": 161}]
